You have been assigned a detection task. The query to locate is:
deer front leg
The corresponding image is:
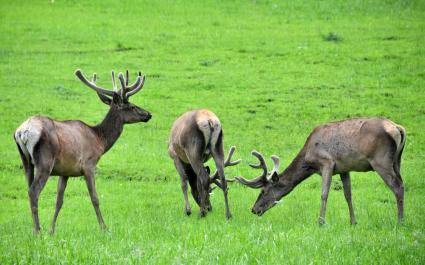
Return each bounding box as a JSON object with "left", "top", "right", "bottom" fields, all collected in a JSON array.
[
  {"left": 50, "top": 176, "right": 69, "bottom": 234},
  {"left": 84, "top": 170, "right": 107, "bottom": 230},
  {"left": 340, "top": 172, "right": 357, "bottom": 225},
  {"left": 319, "top": 162, "right": 334, "bottom": 225},
  {"left": 173, "top": 158, "right": 192, "bottom": 215},
  {"left": 211, "top": 146, "right": 232, "bottom": 219}
]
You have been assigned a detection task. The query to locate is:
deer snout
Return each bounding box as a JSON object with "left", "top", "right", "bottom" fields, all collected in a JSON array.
[
  {"left": 142, "top": 112, "right": 152, "bottom": 122},
  {"left": 251, "top": 207, "right": 263, "bottom": 216}
]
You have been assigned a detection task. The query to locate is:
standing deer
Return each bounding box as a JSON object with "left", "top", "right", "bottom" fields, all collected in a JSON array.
[
  {"left": 14, "top": 69, "right": 151, "bottom": 233},
  {"left": 168, "top": 109, "right": 241, "bottom": 219},
  {"left": 236, "top": 117, "right": 406, "bottom": 224}
]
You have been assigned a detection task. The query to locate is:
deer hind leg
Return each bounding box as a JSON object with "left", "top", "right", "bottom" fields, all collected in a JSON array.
[
  {"left": 187, "top": 170, "right": 202, "bottom": 208},
  {"left": 28, "top": 167, "right": 51, "bottom": 234},
  {"left": 50, "top": 176, "right": 69, "bottom": 234},
  {"left": 319, "top": 161, "right": 335, "bottom": 225},
  {"left": 340, "top": 172, "right": 357, "bottom": 225},
  {"left": 211, "top": 133, "right": 232, "bottom": 219},
  {"left": 15, "top": 142, "right": 35, "bottom": 188},
  {"left": 29, "top": 142, "right": 55, "bottom": 234},
  {"left": 185, "top": 158, "right": 209, "bottom": 217},
  {"left": 84, "top": 170, "right": 107, "bottom": 230},
  {"left": 186, "top": 165, "right": 213, "bottom": 211},
  {"left": 370, "top": 159, "right": 404, "bottom": 223},
  {"left": 173, "top": 158, "right": 192, "bottom": 215},
  {"left": 191, "top": 161, "right": 210, "bottom": 218}
]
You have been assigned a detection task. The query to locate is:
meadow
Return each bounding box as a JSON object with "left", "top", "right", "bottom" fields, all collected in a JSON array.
[{"left": 0, "top": 0, "right": 424, "bottom": 264}]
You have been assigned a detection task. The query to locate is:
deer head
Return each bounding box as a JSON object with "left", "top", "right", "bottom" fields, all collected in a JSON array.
[
  {"left": 75, "top": 69, "right": 152, "bottom": 123},
  {"left": 236, "top": 151, "right": 284, "bottom": 216}
]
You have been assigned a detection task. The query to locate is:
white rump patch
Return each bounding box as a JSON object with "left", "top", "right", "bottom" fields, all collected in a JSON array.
[
  {"left": 209, "top": 122, "right": 221, "bottom": 147},
  {"left": 383, "top": 122, "right": 401, "bottom": 147},
  {"left": 196, "top": 119, "right": 212, "bottom": 147},
  {"left": 15, "top": 118, "right": 43, "bottom": 163}
]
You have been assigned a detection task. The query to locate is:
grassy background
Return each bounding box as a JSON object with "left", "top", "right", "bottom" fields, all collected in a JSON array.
[{"left": 1, "top": 0, "right": 424, "bottom": 264}]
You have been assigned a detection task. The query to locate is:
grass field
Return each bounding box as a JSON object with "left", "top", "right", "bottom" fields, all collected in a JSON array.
[{"left": 1, "top": 0, "right": 425, "bottom": 264}]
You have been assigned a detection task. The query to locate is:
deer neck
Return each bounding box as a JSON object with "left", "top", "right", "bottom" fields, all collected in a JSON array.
[
  {"left": 278, "top": 149, "right": 314, "bottom": 196},
  {"left": 93, "top": 108, "right": 124, "bottom": 153}
]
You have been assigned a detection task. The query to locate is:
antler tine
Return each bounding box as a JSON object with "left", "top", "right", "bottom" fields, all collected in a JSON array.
[
  {"left": 125, "top": 75, "right": 145, "bottom": 98},
  {"left": 249, "top": 151, "right": 268, "bottom": 178},
  {"left": 111, "top": 70, "right": 117, "bottom": 92},
  {"left": 126, "top": 75, "right": 142, "bottom": 90},
  {"left": 118, "top": 72, "right": 126, "bottom": 98},
  {"left": 210, "top": 146, "right": 242, "bottom": 182},
  {"left": 224, "top": 146, "right": 242, "bottom": 167},
  {"left": 234, "top": 150, "right": 269, "bottom": 189},
  {"left": 125, "top": 70, "right": 129, "bottom": 86},
  {"left": 267, "top": 155, "right": 281, "bottom": 180},
  {"left": 75, "top": 69, "right": 115, "bottom": 97}
]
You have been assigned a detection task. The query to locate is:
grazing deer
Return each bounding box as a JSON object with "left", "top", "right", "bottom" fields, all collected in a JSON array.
[
  {"left": 14, "top": 69, "right": 151, "bottom": 233},
  {"left": 168, "top": 109, "right": 241, "bottom": 219},
  {"left": 236, "top": 117, "right": 406, "bottom": 225}
]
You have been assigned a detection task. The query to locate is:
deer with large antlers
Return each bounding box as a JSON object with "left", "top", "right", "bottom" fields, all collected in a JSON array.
[
  {"left": 168, "top": 109, "right": 241, "bottom": 219},
  {"left": 14, "top": 69, "right": 151, "bottom": 233},
  {"left": 236, "top": 117, "right": 406, "bottom": 225}
]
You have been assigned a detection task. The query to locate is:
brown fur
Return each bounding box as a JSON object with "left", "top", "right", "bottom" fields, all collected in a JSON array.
[
  {"left": 14, "top": 70, "right": 151, "bottom": 234},
  {"left": 238, "top": 117, "right": 406, "bottom": 224},
  {"left": 168, "top": 109, "right": 232, "bottom": 219}
]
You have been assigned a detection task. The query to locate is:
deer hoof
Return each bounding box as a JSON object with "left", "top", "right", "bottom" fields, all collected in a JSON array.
[
  {"left": 100, "top": 224, "right": 109, "bottom": 232},
  {"left": 318, "top": 217, "right": 326, "bottom": 226},
  {"left": 185, "top": 209, "right": 192, "bottom": 216},
  {"left": 199, "top": 209, "right": 207, "bottom": 218}
]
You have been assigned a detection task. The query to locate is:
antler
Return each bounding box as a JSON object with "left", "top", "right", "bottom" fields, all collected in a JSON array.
[
  {"left": 111, "top": 71, "right": 117, "bottom": 92},
  {"left": 235, "top": 151, "right": 280, "bottom": 188},
  {"left": 209, "top": 146, "right": 242, "bottom": 190},
  {"left": 116, "top": 70, "right": 145, "bottom": 99},
  {"left": 268, "top": 155, "right": 280, "bottom": 179},
  {"left": 125, "top": 73, "right": 145, "bottom": 98},
  {"left": 75, "top": 69, "right": 115, "bottom": 96},
  {"left": 75, "top": 69, "right": 146, "bottom": 99}
]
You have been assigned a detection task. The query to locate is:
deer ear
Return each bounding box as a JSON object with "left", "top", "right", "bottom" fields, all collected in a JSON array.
[
  {"left": 97, "top": 92, "right": 112, "bottom": 105},
  {"left": 271, "top": 171, "right": 279, "bottom": 183}
]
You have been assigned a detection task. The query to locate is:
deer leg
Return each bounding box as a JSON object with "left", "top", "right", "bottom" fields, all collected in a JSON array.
[
  {"left": 370, "top": 160, "right": 404, "bottom": 223},
  {"left": 84, "top": 171, "right": 107, "bottom": 230},
  {"left": 28, "top": 168, "right": 50, "bottom": 234},
  {"left": 185, "top": 144, "right": 210, "bottom": 217},
  {"left": 340, "top": 172, "right": 356, "bottom": 225},
  {"left": 319, "top": 162, "right": 334, "bottom": 225},
  {"left": 173, "top": 158, "right": 192, "bottom": 215},
  {"left": 197, "top": 166, "right": 210, "bottom": 218},
  {"left": 50, "top": 176, "right": 69, "bottom": 234},
  {"left": 16, "top": 143, "right": 34, "bottom": 188},
  {"left": 211, "top": 140, "right": 232, "bottom": 219},
  {"left": 188, "top": 161, "right": 209, "bottom": 217}
]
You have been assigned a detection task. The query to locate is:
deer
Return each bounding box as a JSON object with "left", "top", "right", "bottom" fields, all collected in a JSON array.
[
  {"left": 14, "top": 69, "right": 151, "bottom": 234},
  {"left": 168, "top": 109, "right": 241, "bottom": 219},
  {"left": 236, "top": 117, "right": 406, "bottom": 225}
]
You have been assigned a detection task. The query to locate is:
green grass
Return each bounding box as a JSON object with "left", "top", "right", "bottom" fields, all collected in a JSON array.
[{"left": 1, "top": 0, "right": 425, "bottom": 264}]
